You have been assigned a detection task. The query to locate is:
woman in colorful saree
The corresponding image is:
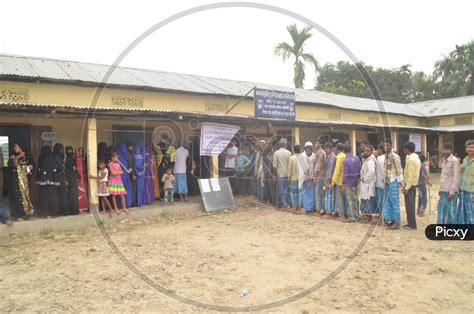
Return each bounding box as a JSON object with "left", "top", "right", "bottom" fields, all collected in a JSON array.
[
  {"left": 75, "top": 147, "right": 89, "bottom": 212},
  {"left": 7, "top": 143, "right": 34, "bottom": 219}
]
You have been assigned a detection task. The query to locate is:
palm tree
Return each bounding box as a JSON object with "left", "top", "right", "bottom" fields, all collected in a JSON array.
[
  {"left": 274, "top": 24, "right": 319, "bottom": 88},
  {"left": 433, "top": 41, "right": 474, "bottom": 97}
]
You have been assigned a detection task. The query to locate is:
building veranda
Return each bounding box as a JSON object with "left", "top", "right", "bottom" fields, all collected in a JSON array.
[{"left": 0, "top": 54, "right": 472, "bottom": 217}]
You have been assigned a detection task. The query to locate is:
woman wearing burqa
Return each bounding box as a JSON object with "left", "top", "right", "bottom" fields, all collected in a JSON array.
[
  {"left": 116, "top": 143, "right": 134, "bottom": 207},
  {"left": 145, "top": 144, "right": 155, "bottom": 204},
  {"left": 7, "top": 143, "right": 35, "bottom": 219},
  {"left": 133, "top": 143, "right": 147, "bottom": 207},
  {"left": 65, "top": 146, "right": 79, "bottom": 215},
  {"left": 53, "top": 143, "right": 69, "bottom": 215},
  {"left": 97, "top": 142, "right": 108, "bottom": 163},
  {"left": 106, "top": 145, "right": 115, "bottom": 164},
  {"left": 186, "top": 143, "right": 199, "bottom": 196},
  {"left": 36, "top": 145, "right": 60, "bottom": 217},
  {"left": 75, "top": 147, "right": 89, "bottom": 212}
]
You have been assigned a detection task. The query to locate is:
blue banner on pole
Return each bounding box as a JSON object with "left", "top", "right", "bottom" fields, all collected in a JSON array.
[{"left": 254, "top": 88, "right": 296, "bottom": 120}]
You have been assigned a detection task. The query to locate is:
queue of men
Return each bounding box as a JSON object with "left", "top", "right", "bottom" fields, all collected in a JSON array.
[{"left": 241, "top": 137, "right": 473, "bottom": 230}]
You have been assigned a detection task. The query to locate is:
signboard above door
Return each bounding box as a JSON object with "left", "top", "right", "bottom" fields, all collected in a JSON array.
[
  {"left": 41, "top": 131, "right": 56, "bottom": 141},
  {"left": 254, "top": 88, "right": 296, "bottom": 120}
]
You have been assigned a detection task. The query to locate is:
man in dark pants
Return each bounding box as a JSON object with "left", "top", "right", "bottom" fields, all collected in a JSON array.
[
  {"left": 223, "top": 138, "right": 238, "bottom": 194},
  {"left": 402, "top": 141, "right": 421, "bottom": 230}
]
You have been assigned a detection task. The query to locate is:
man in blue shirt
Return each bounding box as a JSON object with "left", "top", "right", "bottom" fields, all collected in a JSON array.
[
  {"left": 342, "top": 144, "right": 361, "bottom": 222},
  {"left": 235, "top": 147, "right": 250, "bottom": 196}
]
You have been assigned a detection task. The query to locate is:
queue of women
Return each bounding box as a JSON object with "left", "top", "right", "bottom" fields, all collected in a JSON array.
[
  {"left": 2, "top": 143, "right": 89, "bottom": 220},
  {"left": 2, "top": 139, "right": 198, "bottom": 221}
]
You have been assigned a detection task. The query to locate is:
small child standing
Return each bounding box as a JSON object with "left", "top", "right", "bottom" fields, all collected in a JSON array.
[
  {"left": 161, "top": 167, "right": 175, "bottom": 203},
  {"left": 91, "top": 160, "right": 114, "bottom": 216},
  {"left": 108, "top": 152, "right": 129, "bottom": 214}
]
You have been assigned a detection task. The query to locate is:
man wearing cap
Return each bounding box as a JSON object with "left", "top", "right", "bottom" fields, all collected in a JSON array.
[
  {"left": 299, "top": 142, "right": 316, "bottom": 212},
  {"left": 273, "top": 138, "right": 291, "bottom": 209}
]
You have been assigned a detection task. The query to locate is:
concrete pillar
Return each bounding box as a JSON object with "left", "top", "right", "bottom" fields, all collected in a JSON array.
[
  {"left": 211, "top": 155, "right": 219, "bottom": 178},
  {"left": 293, "top": 127, "right": 301, "bottom": 145},
  {"left": 422, "top": 133, "right": 428, "bottom": 157},
  {"left": 438, "top": 134, "right": 444, "bottom": 168},
  {"left": 86, "top": 118, "right": 99, "bottom": 207},
  {"left": 392, "top": 129, "right": 398, "bottom": 153},
  {"left": 351, "top": 129, "right": 357, "bottom": 154}
]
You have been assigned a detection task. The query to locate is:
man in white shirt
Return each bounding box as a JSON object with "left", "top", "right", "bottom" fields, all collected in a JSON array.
[
  {"left": 375, "top": 144, "right": 385, "bottom": 215},
  {"left": 174, "top": 141, "right": 189, "bottom": 201},
  {"left": 299, "top": 142, "right": 316, "bottom": 212},
  {"left": 273, "top": 138, "right": 291, "bottom": 208}
]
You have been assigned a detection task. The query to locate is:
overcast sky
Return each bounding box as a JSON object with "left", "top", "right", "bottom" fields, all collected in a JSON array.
[{"left": 1, "top": 0, "right": 472, "bottom": 88}]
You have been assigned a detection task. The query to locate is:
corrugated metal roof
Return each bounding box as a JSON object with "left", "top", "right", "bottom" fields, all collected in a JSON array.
[
  {"left": 0, "top": 101, "right": 439, "bottom": 131},
  {"left": 0, "top": 53, "right": 449, "bottom": 117},
  {"left": 405, "top": 96, "right": 474, "bottom": 117}
]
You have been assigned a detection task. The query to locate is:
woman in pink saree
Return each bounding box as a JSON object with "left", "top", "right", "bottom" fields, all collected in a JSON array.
[{"left": 75, "top": 147, "right": 89, "bottom": 212}]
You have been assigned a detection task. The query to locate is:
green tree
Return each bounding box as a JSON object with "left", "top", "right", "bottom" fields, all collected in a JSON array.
[
  {"left": 411, "top": 71, "right": 438, "bottom": 101},
  {"left": 315, "top": 61, "right": 439, "bottom": 103},
  {"left": 274, "top": 24, "right": 319, "bottom": 88},
  {"left": 434, "top": 41, "right": 474, "bottom": 97}
]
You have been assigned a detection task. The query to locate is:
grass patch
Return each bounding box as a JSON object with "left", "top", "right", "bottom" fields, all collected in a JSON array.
[
  {"left": 245, "top": 200, "right": 260, "bottom": 207},
  {"left": 160, "top": 211, "right": 171, "bottom": 220},
  {"left": 39, "top": 228, "right": 53, "bottom": 239}
]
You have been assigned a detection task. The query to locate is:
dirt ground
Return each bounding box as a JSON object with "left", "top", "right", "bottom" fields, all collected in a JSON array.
[{"left": 1, "top": 175, "right": 473, "bottom": 313}]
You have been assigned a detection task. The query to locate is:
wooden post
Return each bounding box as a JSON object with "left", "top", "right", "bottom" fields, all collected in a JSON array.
[
  {"left": 392, "top": 129, "right": 398, "bottom": 153},
  {"left": 86, "top": 118, "right": 99, "bottom": 207},
  {"left": 437, "top": 134, "right": 444, "bottom": 168},
  {"left": 293, "top": 127, "right": 300, "bottom": 145},
  {"left": 351, "top": 129, "right": 357, "bottom": 154},
  {"left": 422, "top": 132, "right": 428, "bottom": 157},
  {"left": 211, "top": 155, "right": 219, "bottom": 178}
]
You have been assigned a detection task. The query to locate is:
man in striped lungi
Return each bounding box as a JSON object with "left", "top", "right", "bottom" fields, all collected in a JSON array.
[
  {"left": 301, "top": 142, "right": 316, "bottom": 213},
  {"left": 458, "top": 139, "right": 474, "bottom": 224},
  {"left": 437, "top": 143, "right": 460, "bottom": 224},
  {"left": 375, "top": 144, "right": 385, "bottom": 216},
  {"left": 322, "top": 142, "right": 336, "bottom": 216},
  {"left": 383, "top": 139, "right": 403, "bottom": 230}
]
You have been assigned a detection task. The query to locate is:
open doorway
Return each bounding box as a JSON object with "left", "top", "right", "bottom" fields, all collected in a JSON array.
[
  {"left": 0, "top": 126, "right": 31, "bottom": 216},
  {"left": 0, "top": 136, "right": 8, "bottom": 198}
]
